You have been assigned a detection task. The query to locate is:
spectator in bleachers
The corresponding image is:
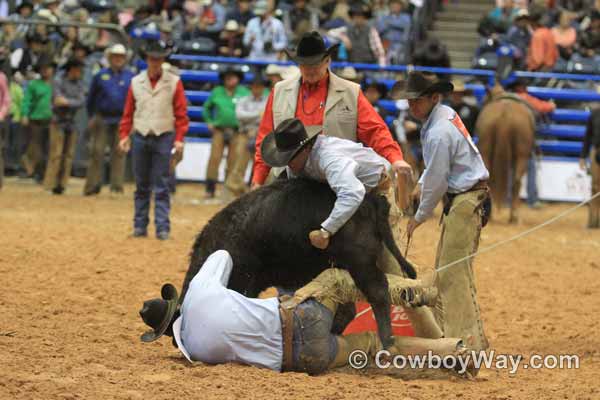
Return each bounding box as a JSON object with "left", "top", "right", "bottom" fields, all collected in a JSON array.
[
  {"left": 329, "top": 3, "right": 386, "bottom": 66},
  {"left": 488, "top": 0, "right": 519, "bottom": 32},
  {"left": 506, "top": 77, "right": 556, "bottom": 209},
  {"left": 202, "top": 68, "right": 250, "bottom": 199},
  {"left": 412, "top": 37, "right": 450, "bottom": 70},
  {"left": 282, "top": 0, "right": 320, "bottom": 46},
  {"left": 21, "top": 57, "right": 54, "bottom": 181},
  {"left": 526, "top": 6, "right": 558, "bottom": 71},
  {"left": 56, "top": 27, "right": 79, "bottom": 66},
  {"left": 16, "top": 33, "right": 50, "bottom": 78},
  {"left": 14, "top": 2, "right": 34, "bottom": 38},
  {"left": 551, "top": 11, "right": 577, "bottom": 60},
  {"left": 84, "top": 44, "right": 134, "bottom": 196},
  {"left": 579, "top": 107, "right": 600, "bottom": 228},
  {"left": 43, "top": 58, "right": 86, "bottom": 195},
  {"left": 243, "top": 0, "right": 288, "bottom": 61},
  {"left": 188, "top": 0, "right": 226, "bottom": 42},
  {"left": 227, "top": 75, "right": 269, "bottom": 198},
  {"left": 0, "top": 69, "right": 10, "bottom": 190},
  {"left": 226, "top": 0, "right": 255, "bottom": 30},
  {"left": 322, "top": 0, "right": 352, "bottom": 26},
  {"left": 446, "top": 80, "right": 479, "bottom": 135},
  {"left": 376, "top": 0, "right": 412, "bottom": 64},
  {"left": 363, "top": 82, "right": 389, "bottom": 122},
  {"left": 576, "top": 10, "right": 600, "bottom": 57},
  {"left": 505, "top": 9, "right": 532, "bottom": 64},
  {"left": 218, "top": 20, "right": 247, "bottom": 58}
]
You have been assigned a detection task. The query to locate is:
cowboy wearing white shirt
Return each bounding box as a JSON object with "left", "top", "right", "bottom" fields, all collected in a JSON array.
[{"left": 139, "top": 250, "right": 466, "bottom": 375}]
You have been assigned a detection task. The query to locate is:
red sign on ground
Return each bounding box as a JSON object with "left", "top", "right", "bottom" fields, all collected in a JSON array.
[{"left": 343, "top": 302, "right": 415, "bottom": 336}]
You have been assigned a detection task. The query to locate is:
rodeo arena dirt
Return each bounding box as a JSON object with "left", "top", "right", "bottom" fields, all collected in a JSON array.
[
  {"left": 2, "top": 1, "right": 600, "bottom": 399},
  {"left": 1, "top": 178, "right": 599, "bottom": 400}
]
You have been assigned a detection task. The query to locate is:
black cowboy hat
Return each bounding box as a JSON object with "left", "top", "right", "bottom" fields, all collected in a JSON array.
[
  {"left": 142, "top": 40, "right": 172, "bottom": 59},
  {"left": 261, "top": 118, "right": 322, "bottom": 168},
  {"left": 348, "top": 2, "right": 372, "bottom": 19},
  {"left": 391, "top": 71, "right": 453, "bottom": 100},
  {"left": 139, "top": 283, "right": 179, "bottom": 343},
  {"left": 26, "top": 32, "right": 48, "bottom": 45},
  {"left": 284, "top": 31, "right": 340, "bottom": 66},
  {"left": 34, "top": 55, "right": 56, "bottom": 73},
  {"left": 504, "top": 76, "right": 529, "bottom": 90},
  {"left": 219, "top": 67, "right": 244, "bottom": 83},
  {"left": 72, "top": 41, "right": 92, "bottom": 55},
  {"left": 17, "top": 1, "right": 34, "bottom": 12},
  {"left": 364, "top": 81, "right": 388, "bottom": 98},
  {"left": 61, "top": 57, "right": 85, "bottom": 71},
  {"left": 249, "top": 73, "right": 269, "bottom": 87}
]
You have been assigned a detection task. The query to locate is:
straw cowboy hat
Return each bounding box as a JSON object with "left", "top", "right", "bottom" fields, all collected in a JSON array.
[
  {"left": 261, "top": 118, "right": 322, "bottom": 168},
  {"left": 392, "top": 71, "right": 453, "bottom": 100},
  {"left": 285, "top": 31, "right": 340, "bottom": 66},
  {"left": 139, "top": 283, "right": 179, "bottom": 342}
]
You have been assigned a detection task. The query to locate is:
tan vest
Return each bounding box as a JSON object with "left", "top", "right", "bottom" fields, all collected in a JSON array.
[
  {"left": 271, "top": 70, "right": 360, "bottom": 141},
  {"left": 131, "top": 70, "right": 179, "bottom": 136}
]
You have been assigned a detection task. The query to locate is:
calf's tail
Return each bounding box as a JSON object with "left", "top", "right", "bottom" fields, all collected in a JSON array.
[{"left": 374, "top": 195, "right": 417, "bottom": 279}]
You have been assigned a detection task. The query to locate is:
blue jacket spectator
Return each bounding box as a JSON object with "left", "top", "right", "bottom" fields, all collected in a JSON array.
[
  {"left": 87, "top": 58, "right": 135, "bottom": 124},
  {"left": 504, "top": 10, "right": 532, "bottom": 61},
  {"left": 376, "top": 0, "right": 411, "bottom": 64}
]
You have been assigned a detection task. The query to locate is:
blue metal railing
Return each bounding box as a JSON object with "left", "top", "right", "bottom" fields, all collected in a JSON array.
[{"left": 173, "top": 55, "right": 598, "bottom": 158}]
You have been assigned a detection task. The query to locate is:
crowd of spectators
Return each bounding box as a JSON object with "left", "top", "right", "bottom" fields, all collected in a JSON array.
[
  {"left": 478, "top": 0, "right": 600, "bottom": 72},
  {"left": 0, "top": 0, "right": 440, "bottom": 191}
]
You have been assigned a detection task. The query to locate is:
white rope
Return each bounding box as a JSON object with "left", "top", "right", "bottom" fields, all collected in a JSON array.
[{"left": 433, "top": 191, "right": 600, "bottom": 276}]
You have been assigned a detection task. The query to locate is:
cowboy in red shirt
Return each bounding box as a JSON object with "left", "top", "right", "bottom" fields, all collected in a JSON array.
[
  {"left": 251, "top": 31, "right": 412, "bottom": 191},
  {"left": 118, "top": 41, "right": 189, "bottom": 240}
]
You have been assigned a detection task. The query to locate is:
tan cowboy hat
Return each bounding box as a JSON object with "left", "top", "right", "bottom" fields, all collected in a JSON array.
[
  {"left": 261, "top": 118, "right": 322, "bottom": 168},
  {"left": 224, "top": 19, "right": 239, "bottom": 31},
  {"left": 450, "top": 79, "right": 472, "bottom": 94},
  {"left": 106, "top": 43, "right": 127, "bottom": 56},
  {"left": 337, "top": 66, "right": 363, "bottom": 82},
  {"left": 392, "top": 71, "right": 454, "bottom": 100}
]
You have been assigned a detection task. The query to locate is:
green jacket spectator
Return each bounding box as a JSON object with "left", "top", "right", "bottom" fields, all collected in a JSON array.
[
  {"left": 22, "top": 79, "right": 52, "bottom": 121},
  {"left": 202, "top": 85, "right": 250, "bottom": 129}
]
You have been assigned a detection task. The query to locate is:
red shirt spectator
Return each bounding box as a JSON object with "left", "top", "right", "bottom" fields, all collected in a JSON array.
[{"left": 252, "top": 73, "right": 404, "bottom": 185}]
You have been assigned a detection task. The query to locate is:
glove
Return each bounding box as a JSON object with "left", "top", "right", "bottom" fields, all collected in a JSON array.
[{"left": 309, "top": 228, "right": 330, "bottom": 250}]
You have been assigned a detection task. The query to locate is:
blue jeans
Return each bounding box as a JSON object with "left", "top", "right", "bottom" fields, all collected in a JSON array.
[
  {"left": 291, "top": 299, "right": 338, "bottom": 375},
  {"left": 527, "top": 153, "right": 539, "bottom": 205},
  {"left": 131, "top": 132, "right": 174, "bottom": 233}
]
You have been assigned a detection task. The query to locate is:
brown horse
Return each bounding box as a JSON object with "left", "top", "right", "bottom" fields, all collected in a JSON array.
[{"left": 475, "top": 84, "right": 536, "bottom": 223}]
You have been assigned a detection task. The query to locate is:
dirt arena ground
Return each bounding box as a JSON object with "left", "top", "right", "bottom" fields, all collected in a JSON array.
[{"left": 1, "top": 177, "right": 599, "bottom": 400}]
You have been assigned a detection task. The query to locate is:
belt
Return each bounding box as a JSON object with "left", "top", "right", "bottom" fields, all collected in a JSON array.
[
  {"left": 442, "top": 180, "right": 490, "bottom": 218},
  {"left": 279, "top": 299, "right": 295, "bottom": 372}
]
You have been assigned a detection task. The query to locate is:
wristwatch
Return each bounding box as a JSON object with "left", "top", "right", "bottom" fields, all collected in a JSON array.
[{"left": 320, "top": 227, "right": 331, "bottom": 239}]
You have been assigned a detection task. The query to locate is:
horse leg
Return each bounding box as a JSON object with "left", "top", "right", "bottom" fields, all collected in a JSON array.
[{"left": 510, "top": 154, "right": 528, "bottom": 223}]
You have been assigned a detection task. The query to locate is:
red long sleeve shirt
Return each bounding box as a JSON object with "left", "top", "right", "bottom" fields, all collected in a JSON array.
[
  {"left": 516, "top": 91, "right": 556, "bottom": 115},
  {"left": 119, "top": 73, "right": 189, "bottom": 142},
  {"left": 252, "top": 73, "right": 403, "bottom": 185}
]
